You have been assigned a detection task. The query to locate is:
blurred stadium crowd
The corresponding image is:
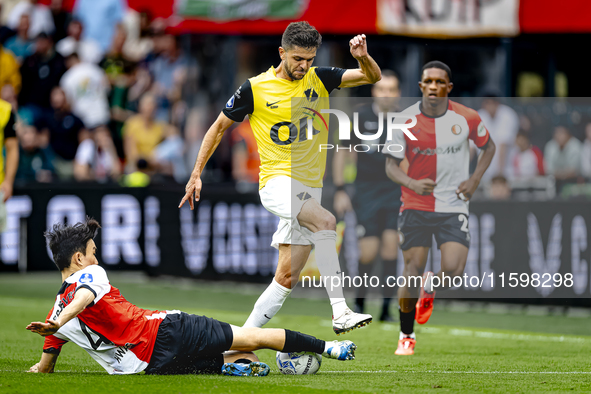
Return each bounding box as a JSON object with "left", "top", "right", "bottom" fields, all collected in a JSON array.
[
  {"left": 0, "top": 0, "right": 589, "bottom": 200},
  {"left": 0, "top": 0, "right": 199, "bottom": 188}
]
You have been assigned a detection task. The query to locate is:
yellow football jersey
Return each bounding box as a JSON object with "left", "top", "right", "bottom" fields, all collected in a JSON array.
[
  {"left": 223, "top": 66, "right": 345, "bottom": 189},
  {"left": 0, "top": 99, "right": 16, "bottom": 185}
]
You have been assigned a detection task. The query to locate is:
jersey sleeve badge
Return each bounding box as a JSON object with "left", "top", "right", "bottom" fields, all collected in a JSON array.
[
  {"left": 477, "top": 121, "right": 486, "bottom": 137},
  {"left": 226, "top": 95, "right": 235, "bottom": 109},
  {"left": 80, "top": 273, "right": 94, "bottom": 284}
]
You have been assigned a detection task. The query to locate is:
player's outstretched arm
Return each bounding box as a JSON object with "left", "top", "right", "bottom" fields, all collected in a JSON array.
[
  {"left": 28, "top": 353, "right": 59, "bottom": 373},
  {"left": 26, "top": 288, "right": 95, "bottom": 337},
  {"left": 179, "top": 112, "right": 235, "bottom": 210},
  {"left": 339, "top": 34, "right": 382, "bottom": 88},
  {"left": 456, "top": 137, "right": 496, "bottom": 201},
  {"left": 386, "top": 157, "right": 436, "bottom": 195}
]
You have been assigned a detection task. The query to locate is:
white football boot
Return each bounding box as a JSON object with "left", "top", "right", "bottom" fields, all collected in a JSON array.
[{"left": 332, "top": 308, "right": 372, "bottom": 335}]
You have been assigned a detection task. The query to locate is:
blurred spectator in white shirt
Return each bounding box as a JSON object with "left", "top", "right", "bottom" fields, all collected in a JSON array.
[
  {"left": 122, "top": 9, "right": 153, "bottom": 62},
  {"left": 478, "top": 95, "right": 520, "bottom": 183},
  {"left": 73, "top": 0, "right": 126, "bottom": 54},
  {"left": 544, "top": 126, "right": 582, "bottom": 184},
  {"left": 56, "top": 19, "right": 102, "bottom": 64},
  {"left": 581, "top": 123, "right": 591, "bottom": 179},
  {"left": 60, "top": 53, "right": 111, "bottom": 129},
  {"left": 509, "top": 131, "right": 545, "bottom": 180},
  {"left": 74, "top": 127, "right": 120, "bottom": 182},
  {"left": 7, "top": 0, "right": 54, "bottom": 38}
]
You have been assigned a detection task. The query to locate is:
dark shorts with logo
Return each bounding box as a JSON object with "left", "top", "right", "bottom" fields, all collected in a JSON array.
[
  {"left": 353, "top": 183, "right": 402, "bottom": 238},
  {"left": 397, "top": 209, "right": 471, "bottom": 251},
  {"left": 145, "top": 312, "right": 233, "bottom": 375}
]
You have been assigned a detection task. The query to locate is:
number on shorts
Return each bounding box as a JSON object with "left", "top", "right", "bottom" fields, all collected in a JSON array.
[
  {"left": 80, "top": 320, "right": 113, "bottom": 350},
  {"left": 458, "top": 214, "right": 469, "bottom": 233}
]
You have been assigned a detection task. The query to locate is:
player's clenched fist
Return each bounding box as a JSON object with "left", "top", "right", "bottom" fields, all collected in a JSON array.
[
  {"left": 349, "top": 34, "right": 368, "bottom": 60},
  {"left": 408, "top": 178, "right": 437, "bottom": 196},
  {"left": 179, "top": 177, "right": 203, "bottom": 210},
  {"left": 456, "top": 178, "right": 479, "bottom": 201}
]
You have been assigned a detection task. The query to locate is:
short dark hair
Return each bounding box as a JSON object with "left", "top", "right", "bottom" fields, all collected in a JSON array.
[
  {"left": 422, "top": 61, "right": 452, "bottom": 81},
  {"left": 381, "top": 69, "right": 399, "bottom": 80},
  {"left": 36, "top": 32, "right": 51, "bottom": 41},
  {"left": 491, "top": 175, "right": 508, "bottom": 184},
  {"left": 482, "top": 90, "right": 501, "bottom": 99},
  {"left": 281, "top": 21, "right": 322, "bottom": 50},
  {"left": 44, "top": 217, "right": 101, "bottom": 271}
]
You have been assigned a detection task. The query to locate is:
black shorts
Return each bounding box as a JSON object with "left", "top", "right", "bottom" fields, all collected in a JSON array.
[
  {"left": 397, "top": 209, "right": 471, "bottom": 251},
  {"left": 353, "top": 183, "right": 402, "bottom": 238},
  {"left": 145, "top": 312, "right": 233, "bottom": 375}
]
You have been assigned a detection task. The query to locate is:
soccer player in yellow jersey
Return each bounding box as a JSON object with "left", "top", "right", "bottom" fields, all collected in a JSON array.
[
  {"left": 180, "top": 22, "right": 381, "bottom": 335},
  {"left": 0, "top": 99, "right": 18, "bottom": 231}
]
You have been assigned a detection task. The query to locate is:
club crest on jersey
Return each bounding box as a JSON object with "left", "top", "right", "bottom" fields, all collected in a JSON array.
[
  {"left": 477, "top": 121, "right": 486, "bottom": 137},
  {"left": 451, "top": 124, "right": 462, "bottom": 135},
  {"left": 79, "top": 273, "right": 93, "bottom": 284},
  {"left": 304, "top": 88, "right": 318, "bottom": 102}
]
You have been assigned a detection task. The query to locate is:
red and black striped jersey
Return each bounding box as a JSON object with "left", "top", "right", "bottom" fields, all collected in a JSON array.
[{"left": 42, "top": 265, "right": 176, "bottom": 374}]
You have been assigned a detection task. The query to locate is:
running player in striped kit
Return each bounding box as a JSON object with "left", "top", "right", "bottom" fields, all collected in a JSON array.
[{"left": 383, "top": 61, "right": 496, "bottom": 355}]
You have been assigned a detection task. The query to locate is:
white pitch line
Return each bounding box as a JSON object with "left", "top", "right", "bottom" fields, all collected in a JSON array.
[
  {"left": 322, "top": 371, "right": 591, "bottom": 374},
  {"left": 4, "top": 369, "right": 590, "bottom": 375}
]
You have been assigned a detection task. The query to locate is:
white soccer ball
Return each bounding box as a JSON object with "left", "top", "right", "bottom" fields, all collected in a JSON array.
[{"left": 276, "top": 351, "right": 322, "bottom": 375}]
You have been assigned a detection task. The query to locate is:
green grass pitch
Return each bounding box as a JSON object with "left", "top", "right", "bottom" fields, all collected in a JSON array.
[{"left": 1, "top": 272, "right": 590, "bottom": 393}]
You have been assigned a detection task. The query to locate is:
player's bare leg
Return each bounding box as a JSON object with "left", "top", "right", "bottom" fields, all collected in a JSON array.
[
  {"left": 380, "top": 229, "right": 399, "bottom": 321},
  {"left": 243, "top": 244, "right": 310, "bottom": 328},
  {"left": 399, "top": 246, "right": 430, "bottom": 312},
  {"left": 223, "top": 351, "right": 260, "bottom": 363},
  {"left": 396, "top": 246, "right": 429, "bottom": 355},
  {"left": 436, "top": 242, "right": 469, "bottom": 286},
  {"left": 275, "top": 244, "right": 313, "bottom": 288},
  {"left": 414, "top": 243, "right": 468, "bottom": 327},
  {"left": 298, "top": 198, "right": 372, "bottom": 334}
]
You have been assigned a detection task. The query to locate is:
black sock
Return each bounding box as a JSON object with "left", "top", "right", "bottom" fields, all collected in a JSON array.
[
  {"left": 282, "top": 329, "right": 325, "bottom": 354},
  {"left": 399, "top": 307, "right": 415, "bottom": 335},
  {"left": 233, "top": 358, "right": 252, "bottom": 364},
  {"left": 382, "top": 259, "right": 397, "bottom": 299},
  {"left": 356, "top": 261, "right": 374, "bottom": 301},
  {"left": 355, "top": 297, "right": 365, "bottom": 311},
  {"left": 381, "top": 297, "right": 391, "bottom": 317}
]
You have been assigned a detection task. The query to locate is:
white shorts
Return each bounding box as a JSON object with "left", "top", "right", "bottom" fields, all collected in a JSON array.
[{"left": 259, "top": 176, "right": 322, "bottom": 249}]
